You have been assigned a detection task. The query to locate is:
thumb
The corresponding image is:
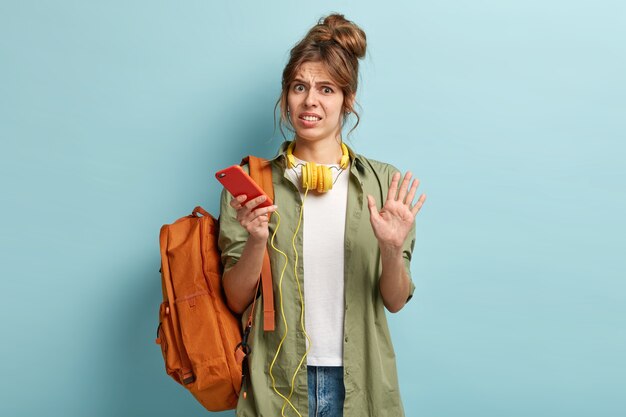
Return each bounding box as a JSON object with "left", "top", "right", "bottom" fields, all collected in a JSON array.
[{"left": 367, "top": 195, "right": 380, "bottom": 222}]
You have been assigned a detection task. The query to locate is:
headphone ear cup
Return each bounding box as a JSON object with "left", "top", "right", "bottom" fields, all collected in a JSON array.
[
  {"left": 300, "top": 161, "right": 340, "bottom": 193},
  {"left": 325, "top": 166, "right": 333, "bottom": 192},
  {"left": 302, "top": 162, "right": 317, "bottom": 191},
  {"left": 317, "top": 165, "right": 325, "bottom": 193},
  {"left": 309, "top": 162, "right": 318, "bottom": 191}
]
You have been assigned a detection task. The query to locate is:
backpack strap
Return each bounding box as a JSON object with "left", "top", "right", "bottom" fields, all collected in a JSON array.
[
  {"left": 159, "top": 225, "right": 195, "bottom": 384},
  {"left": 242, "top": 155, "right": 276, "bottom": 332}
]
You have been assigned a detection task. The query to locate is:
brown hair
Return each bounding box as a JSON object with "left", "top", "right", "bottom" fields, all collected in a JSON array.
[{"left": 275, "top": 13, "right": 367, "bottom": 139}]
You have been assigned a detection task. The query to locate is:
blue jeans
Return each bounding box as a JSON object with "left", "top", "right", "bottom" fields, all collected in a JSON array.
[{"left": 307, "top": 366, "right": 345, "bottom": 417}]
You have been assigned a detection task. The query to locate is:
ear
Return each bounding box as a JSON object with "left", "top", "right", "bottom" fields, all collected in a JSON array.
[{"left": 346, "top": 92, "right": 356, "bottom": 110}]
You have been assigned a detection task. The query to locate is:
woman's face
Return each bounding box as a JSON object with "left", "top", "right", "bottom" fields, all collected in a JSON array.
[{"left": 287, "top": 61, "right": 347, "bottom": 144}]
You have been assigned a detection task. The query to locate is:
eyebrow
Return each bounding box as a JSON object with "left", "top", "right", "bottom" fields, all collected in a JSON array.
[{"left": 292, "top": 78, "right": 337, "bottom": 86}]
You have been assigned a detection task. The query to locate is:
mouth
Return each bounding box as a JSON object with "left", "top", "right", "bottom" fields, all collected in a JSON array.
[
  {"left": 297, "top": 113, "right": 322, "bottom": 127},
  {"left": 299, "top": 114, "right": 322, "bottom": 122}
]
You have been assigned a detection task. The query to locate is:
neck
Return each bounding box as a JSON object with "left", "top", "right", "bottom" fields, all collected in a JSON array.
[{"left": 292, "top": 137, "right": 344, "bottom": 165}]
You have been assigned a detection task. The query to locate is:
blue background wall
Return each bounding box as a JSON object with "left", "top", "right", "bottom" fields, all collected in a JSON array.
[{"left": 1, "top": 1, "right": 624, "bottom": 416}]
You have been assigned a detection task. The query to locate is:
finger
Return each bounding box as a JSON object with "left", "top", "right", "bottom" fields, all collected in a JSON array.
[
  {"left": 410, "top": 194, "right": 427, "bottom": 216},
  {"left": 252, "top": 205, "right": 278, "bottom": 219},
  {"left": 397, "top": 171, "right": 412, "bottom": 203},
  {"left": 242, "top": 210, "right": 270, "bottom": 227},
  {"left": 404, "top": 178, "right": 420, "bottom": 206},
  {"left": 244, "top": 195, "right": 268, "bottom": 210},
  {"left": 250, "top": 210, "right": 271, "bottom": 228},
  {"left": 250, "top": 214, "right": 269, "bottom": 226},
  {"left": 230, "top": 194, "right": 247, "bottom": 209},
  {"left": 386, "top": 172, "right": 401, "bottom": 203},
  {"left": 367, "top": 195, "right": 381, "bottom": 223}
]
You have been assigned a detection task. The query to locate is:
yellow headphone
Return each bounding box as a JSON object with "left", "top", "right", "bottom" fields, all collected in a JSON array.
[{"left": 286, "top": 141, "right": 350, "bottom": 193}]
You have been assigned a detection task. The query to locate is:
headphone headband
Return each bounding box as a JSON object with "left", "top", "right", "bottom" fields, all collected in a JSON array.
[{"left": 286, "top": 141, "right": 350, "bottom": 169}]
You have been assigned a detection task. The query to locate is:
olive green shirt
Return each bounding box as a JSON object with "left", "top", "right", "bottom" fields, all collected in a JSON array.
[{"left": 218, "top": 142, "right": 416, "bottom": 417}]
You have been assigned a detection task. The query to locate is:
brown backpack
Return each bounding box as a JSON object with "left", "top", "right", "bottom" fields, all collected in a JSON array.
[{"left": 156, "top": 156, "right": 275, "bottom": 411}]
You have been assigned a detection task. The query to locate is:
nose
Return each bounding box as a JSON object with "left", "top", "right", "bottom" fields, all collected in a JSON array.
[{"left": 304, "top": 88, "right": 318, "bottom": 107}]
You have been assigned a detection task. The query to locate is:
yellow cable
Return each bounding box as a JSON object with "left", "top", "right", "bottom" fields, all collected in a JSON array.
[
  {"left": 281, "top": 188, "right": 312, "bottom": 416},
  {"left": 267, "top": 179, "right": 317, "bottom": 416},
  {"left": 268, "top": 210, "right": 301, "bottom": 417}
]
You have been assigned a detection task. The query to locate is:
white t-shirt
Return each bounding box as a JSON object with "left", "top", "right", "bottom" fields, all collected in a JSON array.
[{"left": 285, "top": 156, "right": 349, "bottom": 366}]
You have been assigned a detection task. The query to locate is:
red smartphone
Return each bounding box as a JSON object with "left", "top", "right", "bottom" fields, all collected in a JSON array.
[{"left": 215, "top": 165, "right": 273, "bottom": 208}]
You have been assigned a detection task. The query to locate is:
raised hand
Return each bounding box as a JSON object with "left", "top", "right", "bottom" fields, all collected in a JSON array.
[
  {"left": 230, "top": 194, "right": 278, "bottom": 241},
  {"left": 367, "top": 171, "right": 426, "bottom": 250}
]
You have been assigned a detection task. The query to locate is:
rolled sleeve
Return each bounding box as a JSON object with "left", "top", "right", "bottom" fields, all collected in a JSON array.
[
  {"left": 403, "top": 220, "right": 416, "bottom": 303},
  {"left": 217, "top": 186, "right": 249, "bottom": 273}
]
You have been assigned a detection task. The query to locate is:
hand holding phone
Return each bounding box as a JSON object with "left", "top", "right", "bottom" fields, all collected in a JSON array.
[
  {"left": 215, "top": 165, "right": 273, "bottom": 209},
  {"left": 216, "top": 165, "right": 276, "bottom": 239}
]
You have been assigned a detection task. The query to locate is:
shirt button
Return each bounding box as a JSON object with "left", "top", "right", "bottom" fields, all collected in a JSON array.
[{"left": 344, "top": 336, "right": 349, "bottom": 343}]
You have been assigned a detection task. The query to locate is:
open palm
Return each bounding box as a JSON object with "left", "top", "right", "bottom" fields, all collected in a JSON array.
[{"left": 367, "top": 171, "right": 426, "bottom": 249}]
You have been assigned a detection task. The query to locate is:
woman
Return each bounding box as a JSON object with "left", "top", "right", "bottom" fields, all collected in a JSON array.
[{"left": 218, "top": 13, "right": 426, "bottom": 417}]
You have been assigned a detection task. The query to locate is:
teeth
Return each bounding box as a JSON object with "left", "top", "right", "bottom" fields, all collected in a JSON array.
[{"left": 302, "top": 116, "right": 320, "bottom": 121}]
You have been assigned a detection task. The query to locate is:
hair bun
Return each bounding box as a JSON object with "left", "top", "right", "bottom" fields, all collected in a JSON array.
[{"left": 319, "top": 14, "right": 366, "bottom": 59}]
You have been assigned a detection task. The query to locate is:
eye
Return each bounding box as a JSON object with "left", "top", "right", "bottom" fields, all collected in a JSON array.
[
  {"left": 293, "top": 84, "right": 306, "bottom": 93},
  {"left": 322, "top": 86, "right": 334, "bottom": 94}
]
